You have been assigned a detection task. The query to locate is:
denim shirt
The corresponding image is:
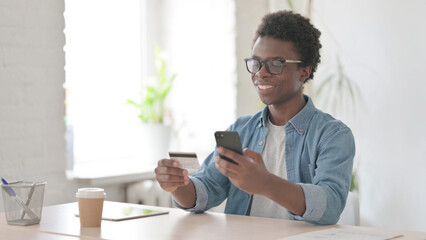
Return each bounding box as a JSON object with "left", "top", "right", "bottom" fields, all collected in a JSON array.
[{"left": 174, "top": 95, "right": 355, "bottom": 225}]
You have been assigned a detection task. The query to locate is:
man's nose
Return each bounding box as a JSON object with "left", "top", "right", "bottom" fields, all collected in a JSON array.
[{"left": 256, "top": 64, "right": 272, "bottom": 78}]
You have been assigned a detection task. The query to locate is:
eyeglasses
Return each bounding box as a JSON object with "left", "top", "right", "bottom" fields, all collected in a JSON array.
[{"left": 244, "top": 57, "right": 302, "bottom": 75}]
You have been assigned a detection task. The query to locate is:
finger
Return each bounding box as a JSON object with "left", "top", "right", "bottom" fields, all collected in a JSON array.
[
  {"left": 155, "top": 166, "right": 188, "bottom": 176},
  {"left": 158, "top": 158, "right": 180, "bottom": 167},
  {"left": 156, "top": 174, "right": 189, "bottom": 183},
  {"left": 215, "top": 156, "right": 240, "bottom": 176},
  {"left": 243, "top": 148, "right": 263, "bottom": 163},
  {"left": 217, "top": 147, "right": 247, "bottom": 166},
  {"left": 159, "top": 181, "right": 189, "bottom": 190},
  {"left": 215, "top": 159, "right": 239, "bottom": 179}
]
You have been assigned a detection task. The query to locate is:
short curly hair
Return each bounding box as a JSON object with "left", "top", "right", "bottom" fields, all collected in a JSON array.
[{"left": 254, "top": 10, "right": 321, "bottom": 82}]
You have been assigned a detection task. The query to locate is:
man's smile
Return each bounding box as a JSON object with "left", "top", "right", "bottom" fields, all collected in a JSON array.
[{"left": 257, "top": 84, "right": 275, "bottom": 90}]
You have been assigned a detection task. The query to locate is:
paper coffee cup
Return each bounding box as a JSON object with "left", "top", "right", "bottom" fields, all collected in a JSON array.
[{"left": 76, "top": 188, "right": 106, "bottom": 227}]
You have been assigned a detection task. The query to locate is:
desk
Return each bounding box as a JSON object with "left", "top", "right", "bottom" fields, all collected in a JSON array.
[
  {"left": 1, "top": 201, "right": 425, "bottom": 240},
  {"left": 0, "top": 227, "right": 86, "bottom": 240}
]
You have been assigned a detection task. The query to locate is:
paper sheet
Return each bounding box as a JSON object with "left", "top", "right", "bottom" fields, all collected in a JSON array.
[{"left": 279, "top": 228, "right": 402, "bottom": 240}]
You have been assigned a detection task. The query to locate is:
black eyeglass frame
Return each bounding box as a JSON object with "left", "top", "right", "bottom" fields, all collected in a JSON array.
[{"left": 244, "top": 57, "right": 302, "bottom": 75}]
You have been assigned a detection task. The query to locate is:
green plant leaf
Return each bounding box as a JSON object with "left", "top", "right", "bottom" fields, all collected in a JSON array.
[
  {"left": 287, "top": 0, "right": 295, "bottom": 11},
  {"left": 350, "top": 172, "right": 358, "bottom": 192},
  {"left": 128, "top": 46, "right": 177, "bottom": 123},
  {"left": 126, "top": 99, "right": 138, "bottom": 106}
]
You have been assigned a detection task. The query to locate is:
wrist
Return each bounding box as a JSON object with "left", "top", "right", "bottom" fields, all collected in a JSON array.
[{"left": 259, "top": 172, "right": 278, "bottom": 197}]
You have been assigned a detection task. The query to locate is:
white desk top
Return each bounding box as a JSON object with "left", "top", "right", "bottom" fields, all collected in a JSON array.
[{"left": 1, "top": 201, "right": 425, "bottom": 240}]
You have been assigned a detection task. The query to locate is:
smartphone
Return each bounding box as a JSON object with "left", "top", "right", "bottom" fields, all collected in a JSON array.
[{"left": 214, "top": 131, "right": 243, "bottom": 164}]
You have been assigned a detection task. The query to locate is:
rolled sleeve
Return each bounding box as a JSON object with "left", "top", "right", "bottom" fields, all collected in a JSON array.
[
  {"left": 290, "top": 125, "right": 355, "bottom": 225},
  {"left": 172, "top": 176, "right": 208, "bottom": 213},
  {"left": 288, "top": 183, "right": 327, "bottom": 222}
]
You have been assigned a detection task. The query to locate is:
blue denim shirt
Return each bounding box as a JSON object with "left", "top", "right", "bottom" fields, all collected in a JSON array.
[{"left": 175, "top": 95, "right": 355, "bottom": 225}]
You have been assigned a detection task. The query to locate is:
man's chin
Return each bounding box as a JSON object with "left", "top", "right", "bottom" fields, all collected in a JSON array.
[{"left": 258, "top": 96, "right": 273, "bottom": 106}]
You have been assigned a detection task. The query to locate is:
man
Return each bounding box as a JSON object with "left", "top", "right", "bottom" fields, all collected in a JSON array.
[{"left": 154, "top": 10, "right": 355, "bottom": 225}]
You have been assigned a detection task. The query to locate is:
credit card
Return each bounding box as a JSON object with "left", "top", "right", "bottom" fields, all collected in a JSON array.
[{"left": 168, "top": 152, "right": 200, "bottom": 174}]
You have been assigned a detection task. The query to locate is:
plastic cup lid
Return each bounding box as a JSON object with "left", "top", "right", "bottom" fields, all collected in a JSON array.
[{"left": 76, "top": 188, "right": 106, "bottom": 199}]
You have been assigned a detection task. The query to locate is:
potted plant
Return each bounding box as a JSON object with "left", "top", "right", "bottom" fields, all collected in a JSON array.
[{"left": 127, "top": 46, "right": 177, "bottom": 166}]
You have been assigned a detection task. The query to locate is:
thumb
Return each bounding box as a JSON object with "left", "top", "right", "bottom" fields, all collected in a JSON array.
[{"left": 243, "top": 148, "right": 263, "bottom": 164}]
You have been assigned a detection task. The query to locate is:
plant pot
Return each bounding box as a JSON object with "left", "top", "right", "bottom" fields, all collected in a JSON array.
[{"left": 137, "top": 123, "right": 172, "bottom": 167}]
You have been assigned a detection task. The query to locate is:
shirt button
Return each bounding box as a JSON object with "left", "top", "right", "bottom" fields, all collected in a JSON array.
[
  {"left": 246, "top": 195, "right": 250, "bottom": 199},
  {"left": 299, "top": 129, "right": 304, "bottom": 133},
  {"left": 259, "top": 141, "right": 264, "bottom": 146}
]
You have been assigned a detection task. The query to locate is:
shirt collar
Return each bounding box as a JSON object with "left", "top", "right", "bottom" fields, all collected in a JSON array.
[{"left": 259, "top": 95, "right": 317, "bottom": 134}]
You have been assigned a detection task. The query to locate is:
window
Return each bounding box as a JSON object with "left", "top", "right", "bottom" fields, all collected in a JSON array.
[{"left": 65, "top": 0, "right": 236, "bottom": 174}]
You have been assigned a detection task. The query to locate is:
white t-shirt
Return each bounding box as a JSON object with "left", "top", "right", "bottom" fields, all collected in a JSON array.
[{"left": 249, "top": 117, "right": 292, "bottom": 219}]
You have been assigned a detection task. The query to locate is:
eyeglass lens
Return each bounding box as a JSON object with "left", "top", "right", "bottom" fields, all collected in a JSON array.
[{"left": 246, "top": 58, "right": 284, "bottom": 75}]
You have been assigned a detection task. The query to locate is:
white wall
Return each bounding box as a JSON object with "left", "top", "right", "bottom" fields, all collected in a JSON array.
[
  {"left": 305, "top": 0, "right": 426, "bottom": 232},
  {"left": 0, "top": 0, "right": 76, "bottom": 209}
]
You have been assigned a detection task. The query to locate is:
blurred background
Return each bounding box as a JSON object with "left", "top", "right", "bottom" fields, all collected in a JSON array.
[{"left": 1, "top": 0, "right": 425, "bottom": 232}]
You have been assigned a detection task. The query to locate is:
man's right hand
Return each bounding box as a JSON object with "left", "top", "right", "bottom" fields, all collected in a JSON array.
[{"left": 155, "top": 159, "right": 190, "bottom": 192}]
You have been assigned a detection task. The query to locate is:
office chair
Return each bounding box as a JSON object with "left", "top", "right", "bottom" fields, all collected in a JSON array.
[{"left": 337, "top": 191, "right": 360, "bottom": 226}]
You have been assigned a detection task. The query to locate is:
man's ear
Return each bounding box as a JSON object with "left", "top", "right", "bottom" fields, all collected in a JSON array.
[{"left": 300, "top": 66, "right": 312, "bottom": 83}]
